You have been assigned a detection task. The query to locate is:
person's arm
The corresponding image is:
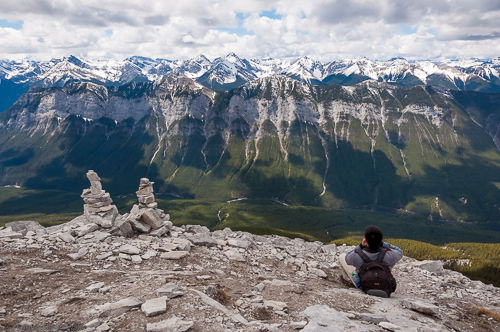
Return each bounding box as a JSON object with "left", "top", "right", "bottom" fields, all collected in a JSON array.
[
  {"left": 345, "top": 238, "right": 367, "bottom": 266},
  {"left": 382, "top": 241, "right": 403, "bottom": 254},
  {"left": 382, "top": 242, "right": 403, "bottom": 267}
]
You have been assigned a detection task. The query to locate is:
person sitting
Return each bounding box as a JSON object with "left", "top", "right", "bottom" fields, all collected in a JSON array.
[{"left": 338, "top": 225, "right": 403, "bottom": 297}]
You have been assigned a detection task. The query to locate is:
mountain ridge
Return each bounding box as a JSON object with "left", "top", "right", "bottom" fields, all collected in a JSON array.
[
  {"left": 2, "top": 54, "right": 500, "bottom": 113},
  {"left": 1, "top": 75, "right": 499, "bottom": 225}
]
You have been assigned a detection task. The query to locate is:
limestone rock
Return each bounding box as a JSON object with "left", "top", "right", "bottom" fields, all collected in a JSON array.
[
  {"left": 150, "top": 225, "right": 168, "bottom": 237},
  {"left": 112, "top": 218, "right": 134, "bottom": 238},
  {"left": 129, "top": 218, "right": 151, "bottom": 233},
  {"left": 156, "top": 283, "right": 184, "bottom": 298},
  {"left": 119, "top": 244, "right": 141, "bottom": 255},
  {"left": 27, "top": 268, "right": 59, "bottom": 274},
  {"left": 40, "top": 305, "right": 57, "bottom": 317},
  {"left": 264, "top": 300, "right": 288, "bottom": 312},
  {"left": 412, "top": 260, "right": 444, "bottom": 275},
  {"left": 189, "top": 233, "right": 217, "bottom": 247},
  {"left": 171, "top": 238, "right": 191, "bottom": 251},
  {"left": 0, "top": 228, "right": 23, "bottom": 239},
  {"left": 141, "top": 209, "right": 163, "bottom": 229},
  {"left": 308, "top": 268, "right": 327, "bottom": 278},
  {"left": 95, "top": 297, "right": 142, "bottom": 317},
  {"left": 300, "top": 305, "right": 364, "bottom": 331},
  {"left": 227, "top": 238, "right": 252, "bottom": 249},
  {"left": 290, "top": 321, "right": 307, "bottom": 329},
  {"left": 131, "top": 255, "right": 142, "bottom": 264},
  {"left": 73, "top": 223, "right": 99, "bottom": 237},
  {"left": 86, "top": 282, "right": 105, "bottom": 293},
  {"left": 321, "top": 243, "right": 337, "bottom": 254},
  {"left": 379, "top": 321, "right": 403, "bottom": 331},
  {"left": 58, "top": 232, "right": 75, "bottom": 243},
  {"left": 401, "top": 299, "right": 439, "bottom": 316},
  {"left": 141, "top": 297, "right": 168, "bottom": 317},
  {"left": 4, "top": 220, "right": 45, "bottom": 236},
  {"left": 161, "top": 251, "right": 189, "bottom": 260},
  {"left": 142, "top": 249, "right": 158, "bottom": 260},
  {"left": 146, "top": 316, "right": 194, "bottom": 332},
  {"left": 224, "top": 249, "right": 245, "bottom": 262}
]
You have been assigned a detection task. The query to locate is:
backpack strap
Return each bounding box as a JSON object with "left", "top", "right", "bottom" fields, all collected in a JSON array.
[
  {"left": 355, "top": 247, "right": 388, "bottom": 263},
  {"left": 375, "top": 248, "right": 388, "bottom": 263},
  {"left": 354, "top": 248, "right": 372, "bottom": 263}
]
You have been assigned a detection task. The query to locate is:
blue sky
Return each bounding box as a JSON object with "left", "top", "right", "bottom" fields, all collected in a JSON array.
[
  {"left": 0, "top": 19, "right": 23, "bottom": 30},
  {"left": 0, "top": 0, "right": 499, "bottom": 60}
]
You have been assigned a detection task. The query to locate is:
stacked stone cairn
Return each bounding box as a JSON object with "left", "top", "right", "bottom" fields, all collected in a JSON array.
[
  {"left": 81, "top": 170, "right": 119, "bottom": 229},
  {"left": 80, "top": 171, "right": 172, "bottom": 238},
  {"left": 123, "top": 178, "right": 172, "bottom": 237}
]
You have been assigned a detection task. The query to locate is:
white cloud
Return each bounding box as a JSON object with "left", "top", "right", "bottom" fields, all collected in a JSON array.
[{"left": 0, "top": 0, "right": 499, "bottom": 60}]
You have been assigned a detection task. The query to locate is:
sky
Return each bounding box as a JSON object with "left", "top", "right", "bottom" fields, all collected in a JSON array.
[{"left": 1, "top": 0, "right": 499, "bottom": 61}]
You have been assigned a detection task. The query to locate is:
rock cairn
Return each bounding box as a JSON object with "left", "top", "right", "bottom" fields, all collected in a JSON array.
[
  {"left": 81, "top": 170, "right": 119, "bottom": 228},
  {"left": 123, "top": 178, "right": 172, "bottom": 237}
]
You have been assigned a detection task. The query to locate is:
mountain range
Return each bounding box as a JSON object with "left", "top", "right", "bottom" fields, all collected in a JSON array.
[
  {"left": 2, "top": 54, "right": 500, "bottom": 113},
  {"left": 0, "top": 54, "right": 500, "bottom": 227}
]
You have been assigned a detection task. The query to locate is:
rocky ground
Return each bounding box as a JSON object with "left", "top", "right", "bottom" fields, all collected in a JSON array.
[{"left": 0, "top": 218, "right": 499, "bottom": 332}]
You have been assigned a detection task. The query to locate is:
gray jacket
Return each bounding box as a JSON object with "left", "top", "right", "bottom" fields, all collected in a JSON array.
[{"left": 345, "top": 242, "right": 403, "bottom": 272}]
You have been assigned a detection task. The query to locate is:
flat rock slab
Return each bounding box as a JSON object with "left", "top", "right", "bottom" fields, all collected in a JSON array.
[
  {"left": 412, "top": 260, "right": 444, "bottom": 275},
  {"left": 227, "top": 238, "right": 252, "bottom": 249},
  {"left": 189, "top": 233, "right": 217, "bottom": 247},
  {"left": 119, "top": 244, "right": 141, "bottom": 255},
  {"left": 401, "top": 299, "right": 439, "bottom": 316},
  {"left": 141, "top": 297, "right": 168, "bottom": 317},
  {"left": 379, "top": 321, "right": 404, "bottom": 331},
  {"left": 95, "top": 297, "right": 142, "bottom": 317},
  {"left": 27, "top": 268, "right": 60, "bottom": 274},
  {"left": 160, "top": 251, "right": 189, "bottom": 260},
  {"left": 157, "top": 283, "right": 184, "bottom": 298},
  {"left": 146, "top": 316, "right": 194, "bottom": 332},
  {"left": 300, "top": 304, "right": 365, "bottom": 332},
  {"left": 57, "top": 232, "right": 75, "bottom": 243}
]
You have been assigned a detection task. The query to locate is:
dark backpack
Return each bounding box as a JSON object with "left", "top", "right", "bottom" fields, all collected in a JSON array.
[{"left": 355, "top": 248, "right": 397, "bottom": 298}]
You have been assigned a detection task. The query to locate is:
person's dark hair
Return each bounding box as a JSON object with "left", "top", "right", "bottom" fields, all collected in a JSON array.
[{"left": 364, "top": 225, "right": 383, "bottom": 250}]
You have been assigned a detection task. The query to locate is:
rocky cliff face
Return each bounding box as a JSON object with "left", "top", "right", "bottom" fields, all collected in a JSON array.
[
  {"left": 1, "top": 215, "right": 499, "bottom": 331},
  {"left": 1, "top": 76, "right": 500, "bottom": 222}
]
